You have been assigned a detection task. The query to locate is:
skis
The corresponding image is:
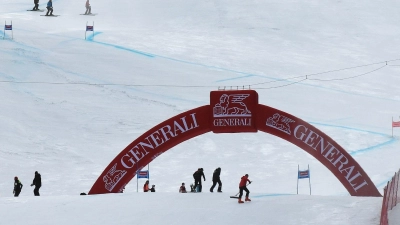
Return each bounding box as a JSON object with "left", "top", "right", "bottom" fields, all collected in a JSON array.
[
  {"left": 40, "top": 15, "right": 60, "bottom": 17},
  {"left": 27, "top": 9, "right": 44, "bottom": 12},
  {"left": 80, "top": 13, "right": 97, "bottom": 16}
]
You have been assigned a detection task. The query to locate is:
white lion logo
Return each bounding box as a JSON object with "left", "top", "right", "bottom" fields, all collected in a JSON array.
[{"left": 213, "top": 94, "right": 251, "bottom": 117}]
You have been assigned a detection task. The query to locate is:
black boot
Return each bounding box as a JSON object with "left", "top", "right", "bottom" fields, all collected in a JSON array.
[{"left": 217, "top": 186, "right": 222, "bottom": 192}]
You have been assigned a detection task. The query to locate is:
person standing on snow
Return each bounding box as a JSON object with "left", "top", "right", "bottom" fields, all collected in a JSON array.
[
  {"left": 193, "top": 168, "right": 205, "bottom": 192},
  {"left": 13, "top": 177, "right": 23, "bottom": 197},
  {"left": 84, "top": 0, "right": 91, "bottom": 15},
  {"left": 30, "top": 171, "right": 41, "bottom": 196},
  {"left": 33, "top": 0, "right": 39, "bottom": 11},
  {"left": 210, "top": 167, "right": 222, "bottom": 193},
  {"left": 143, "top": 180, "right": 150, "bottom": 192},
  {"left": 238, "top": 174, "right": 251, "bottom": 204},
  {"left": 45, "top": 0, "right": 53, "bottom": 16}
]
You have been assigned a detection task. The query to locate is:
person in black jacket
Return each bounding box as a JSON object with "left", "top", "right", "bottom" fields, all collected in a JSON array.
[
  {"left": 31, "top": 171, "right": 41, "bottom": 196},
  {"left": 210, "top": 167, "right": 222, "bottom": 193},
  {"left": 33, "top": 0, "right": 39, "bottom": 10},
  {"left": 13, "top": 177, "right": 23, "bottom": 197},
  {"left": 150, "top": 185, "right": 155, "bottom": 192},
  {"left": 193, "top": 168, "right": 206, "bottom": 192}
]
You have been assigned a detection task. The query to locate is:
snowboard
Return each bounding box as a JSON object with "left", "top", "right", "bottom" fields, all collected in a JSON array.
[
  {"left": 80, "top": 13, "right": 97, "bottom": 16},
  {"left": 27, "top": 9, "right": 44, "bottom": 12},
  {"left": 40, "top": 15, "right": 60, "bottom": 17}
]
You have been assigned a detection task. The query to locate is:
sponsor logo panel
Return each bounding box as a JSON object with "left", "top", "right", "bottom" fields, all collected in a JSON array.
[{"left": 210, "top": 90, "right": 258, "bottom": 133}]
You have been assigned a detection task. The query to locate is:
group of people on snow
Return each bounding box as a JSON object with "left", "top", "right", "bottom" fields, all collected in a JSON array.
[
  {"left": 178, "top": 167, "right": 252, "bottom": 203},
  {"left": 13, "top": 169, "right": 251, "bottom": 203},
  {"left": 13, "top": 171, "right": 42, "bottom": 197},
  {"left": 190, "top": 167, "right": 222, "bottom": 193},
  {"left": 143, "top": 180, "right": 156, "bottom": 192},
  {"left": 31, "top": 0, "right": 92, "bottom": 16}
]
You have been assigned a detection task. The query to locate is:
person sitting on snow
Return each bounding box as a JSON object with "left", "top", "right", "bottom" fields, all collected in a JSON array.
[{"left": 179, "top": 183, "right": 187, "bottom": 193}]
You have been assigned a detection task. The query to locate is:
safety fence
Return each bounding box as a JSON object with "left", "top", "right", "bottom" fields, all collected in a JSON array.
[{"left": 380, "top": 168, "right": 400, "bottom": 225}]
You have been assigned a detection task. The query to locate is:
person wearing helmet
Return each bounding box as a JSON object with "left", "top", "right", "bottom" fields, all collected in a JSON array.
[
  {"left": 13, "top": 177, "right": 23, "bottom": 197},
  {"left": 210, "top": 167, "right": 222, "bottom": 193},
  {"left": 30, "top": 171, "right": 42, "bottom": 196},
  {"left": 238, "top": 174, "right": 251, "bottom": 204}
]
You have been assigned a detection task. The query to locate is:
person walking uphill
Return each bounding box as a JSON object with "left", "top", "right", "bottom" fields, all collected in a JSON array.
[
  {"left": 13, "top": 177, "right": 23, "bottom": 197},
  {"left": 46, "top": 0, "right": 53, "bottom": 16},
  {"left": 31, "top": 171, "right": 41, "bottom": 196},
  {"left": 238, "top": 174, "right": 251, "bottom": 204},
  {"left": 210, "top": 167, "right": 222, "bottom": 193},
  {"left": 193, "top": 168, "right": 205, "bottom": 192}
]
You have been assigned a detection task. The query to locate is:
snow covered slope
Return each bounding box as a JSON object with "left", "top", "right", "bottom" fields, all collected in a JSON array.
[{"left": 1, "top": 0, "right": 400, "bottom": 224}]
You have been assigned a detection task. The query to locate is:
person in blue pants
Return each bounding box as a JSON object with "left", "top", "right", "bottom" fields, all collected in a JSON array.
[{"left": 46, "top": 0, "right": 53, "bottom": 16}]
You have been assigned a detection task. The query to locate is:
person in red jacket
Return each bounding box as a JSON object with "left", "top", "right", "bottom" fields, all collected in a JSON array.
[
  {"left": 238, "top": 174, "right": 251, "bottom": 203},
  {"left": 179, "top": 183, "right": 187, "bottom": 193}
]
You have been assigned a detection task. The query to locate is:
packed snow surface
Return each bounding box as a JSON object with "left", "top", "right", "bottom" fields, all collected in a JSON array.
[{"left": 1, "top": 0, "right": 400, "bottom": 224}]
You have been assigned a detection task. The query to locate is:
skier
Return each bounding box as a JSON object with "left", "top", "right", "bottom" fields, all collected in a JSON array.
[
  {"left": 179, "top": 183, "right": 187, "bottom": 193},
  {"left": 30, "top": 171, "right": 41, "bottom": 196},
  {"left": 193, "top": 168, "right": 205, "bottom": 192},
  {"left": 45, "top": 0, "right": 53, "bottom": 16},
  {"left": 33, "top": 0, "right": 39, "bottom": 11},
  {"left": 238, "top": 174, "right": 251, "bottom": 204},
  {"left": 150, "top": 185, "right": 155, "bottom": 192},
  {"left": 143, "top": 180, "right": 149, "bottom": 192},
  {"left": 13, "top": 177, "right": 23, "bottom": 197},
  {"left": 210, "top": 167, "right": 222, "bottom": 193},
  {"left": 84, "top": 0, "right": 91, "bottom": 15}
]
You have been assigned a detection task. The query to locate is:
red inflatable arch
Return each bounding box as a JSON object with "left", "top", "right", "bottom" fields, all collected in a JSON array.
[{"left": 89, "top": 90, "right": 381, "bottom": 197}]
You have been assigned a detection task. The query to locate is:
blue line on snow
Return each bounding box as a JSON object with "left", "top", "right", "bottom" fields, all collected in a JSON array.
[
  {"left": 350, "top": 138, "right": 397, "bottom": 156},
  {"left": 88, "top": 38, "right": 155, "bottom": 58},
  {"left": 309, "top": 121, "right": 397, "bottom": 155},
  {"left": 377, "top": 179, "right": 392, "bottom": 188},
  {"left": 309, "top": 121, "right": 389, "bottom": 136},
  {"left": 253, "top": 193, "right": 295, "bottom": 198},
  {"left": 85, "top": 31, "right": 102, "bottom": 41},
  {"left": 85, "top": 37, "right": 400, "bottom": 102},
  {"left": 309, "top": 121, "right": 399, "bottom": 189}
]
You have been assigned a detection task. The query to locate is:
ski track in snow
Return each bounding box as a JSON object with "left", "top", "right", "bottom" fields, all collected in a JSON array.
[
  {"left": 3, "top": 26, "right": 398, "bottom": 174},
  {"left": 4, "top": 27, "right": 400, "bottom": 103},
  {"left": 2, "top": 1, "right": 399, "bottom": 195},
  {"left": 83, "top": 32, "right": 400, "bottom": 103}
]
